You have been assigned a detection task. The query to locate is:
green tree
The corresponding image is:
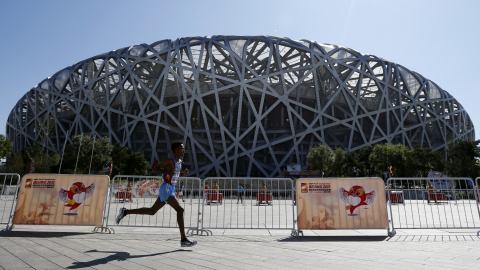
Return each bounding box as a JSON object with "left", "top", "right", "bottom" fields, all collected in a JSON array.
[
  {"left": 307, "top": 144, "right": 334, "bottom": 176},
  {"left": 412, "top": 145, "right": 446, "bottom": 177},
  {"left": 0, "top": 134, "right": 12, "bottom": 160},
  {"left": 331, "top": 148, "right": 347, "bottom": 177},
  {"left": 357, "top": 145, "right": 373, "bottom": 177},
  {"left": 6, "top": 151, "right": 26, "bottom": 175},
  {"left": 60, "top": 134, "right": 113, "bottom": 174},
  {"left": 111, "top": 144, "right": 150, "bottom": 176},
  {"left": 345, "top": 151, "right": 358, "bottom": 177},
  {"left": 369, "top": 144, "right": 412, "bottom": 179},
  {"left": 446, "top": 140, "right": 480, "bottom": 179},
  {"left": 23, "top": 143, "right": 60, "bottom": 173}
]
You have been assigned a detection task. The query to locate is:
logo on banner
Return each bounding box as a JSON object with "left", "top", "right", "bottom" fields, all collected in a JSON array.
[
  {"left": 339, "top": 185, "right": 376, "bottom": 216},
  {"left": 59, "top": 182, "right": 95, "bottom": 211},
  {"left": 25, "top": 179, "right": 33, "bottom": 188},
  {"left": 25, "top": 178, "right": 56, "bottom": 188},
  {"left": 301, "top": 183, "right": 308, "bottom": 193},
  {"left": 303, "top": 183, "right": 331, "bottom": 193}
]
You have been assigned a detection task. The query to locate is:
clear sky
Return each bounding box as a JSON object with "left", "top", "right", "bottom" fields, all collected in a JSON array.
[{"left": 1, "top": 0, "right": 479, "bottom": 140}]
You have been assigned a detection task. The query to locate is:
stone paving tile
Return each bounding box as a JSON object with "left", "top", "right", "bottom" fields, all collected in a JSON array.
[
  {"left": 0, "top": 255, "right": 31, "bottom": 270},
  {"left": 45, "top": 255, "right": 93, "bottom": 270},
  {"left": 14, "top": 256, "right": 62, "bottom": 270},
  {"left": 2, "top": 226, "right": 480, "bottom": 269},
  {"left": 183, "top": 257, "right": 226, "bottom": 269}
]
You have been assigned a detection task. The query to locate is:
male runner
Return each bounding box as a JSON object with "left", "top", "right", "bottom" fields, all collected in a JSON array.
[{"left": 115, "top": 141, "right": 197, "bottom": 247}]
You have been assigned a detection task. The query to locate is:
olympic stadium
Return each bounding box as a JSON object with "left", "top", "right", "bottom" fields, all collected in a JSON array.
[{"left": 6, "top": 35, "right": 475, "bottom": 177}]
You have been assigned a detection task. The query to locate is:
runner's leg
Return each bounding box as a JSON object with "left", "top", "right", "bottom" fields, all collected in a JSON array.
[
  {"left": 126, "top": 197, "right": 165, "bottom": 215},
  {"left": 167, "top": 196, "right": 186, "bottom": 240}
]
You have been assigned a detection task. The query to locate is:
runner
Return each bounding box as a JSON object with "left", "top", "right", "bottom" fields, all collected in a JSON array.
[{"left": 115, "top": 141, "right": 197, "bottom": 247}]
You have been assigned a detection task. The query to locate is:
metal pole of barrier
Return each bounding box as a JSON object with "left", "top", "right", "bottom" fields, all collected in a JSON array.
[
  {"left": 200, "top": 178, "right": 206, "bottom": 234},
  {"left": 386, "top": 179, "right": 396, "bottom": 236},
  {"left": 385, "top": 185, "right": 393, "bottom": 237},
  {"left": 196, "top": 177, "right": 204, "bottom": 234},
  {"left": 93, "top": 174, "right": 113, "bottom": 234},
  {"left": 187, "top": 176, "right": 207, "bottom": 235},
  {"left": 476, "top": 177, "right": 480, "bottom": 236},
  {"left": 1, "top": 174, "right": 20, "bottom": 231},
  {"left": 8, "top": 178, "right": 20, "bottom": 231},
  {"left": 104, "top": 176, "right": 116, "bottom": 229},
  {"left": 290, "top": 179, "right": 297, "bottom": 236}
]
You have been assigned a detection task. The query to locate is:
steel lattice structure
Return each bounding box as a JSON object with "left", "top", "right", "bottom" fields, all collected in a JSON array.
[{"left": 6, "top": 36, "right": 475, "bottom": 177}]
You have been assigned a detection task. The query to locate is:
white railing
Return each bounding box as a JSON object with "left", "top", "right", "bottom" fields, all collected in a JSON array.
[
  {"left": 476, "top": 177, "right": 480, "bottom": 236},
  {"left": 0, "top": 173, "right": 21, "bottom": 230},
  {"left": 387, "top": 177, "right": 480, "bottom": 236},
  {"left": 103, "top": 176, "right": 296, "bottom": 235},
  {"left": 200, "top": 177, "right": 296, "bottom": 234},
  {"left": 104, "top": 175, "right": 203, "bottom": 233}
]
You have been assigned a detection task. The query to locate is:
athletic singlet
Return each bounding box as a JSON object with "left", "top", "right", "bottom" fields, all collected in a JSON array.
[{"left": 163, "top": 156, "right": 181, "bottom": 185}]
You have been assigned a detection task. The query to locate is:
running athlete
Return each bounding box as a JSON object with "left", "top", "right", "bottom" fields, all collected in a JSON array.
[{"left": 115, "top": 142, "right": 197, "bottom": 247}]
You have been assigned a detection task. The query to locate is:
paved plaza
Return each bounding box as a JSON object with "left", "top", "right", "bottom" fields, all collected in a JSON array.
[
  {"left": 1, "top": 225, "right": 479, "bottom": 270},
  {"left": 2, "top": 193, "right": 480, "bottom": 270}
]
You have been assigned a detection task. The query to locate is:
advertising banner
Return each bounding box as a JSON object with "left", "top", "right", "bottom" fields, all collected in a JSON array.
[
  {"left": 12, "top": 174, "right": 109, "bottom": 226},
  {"left": 296, "top": 177, "right": 388, "bottom": 230}
]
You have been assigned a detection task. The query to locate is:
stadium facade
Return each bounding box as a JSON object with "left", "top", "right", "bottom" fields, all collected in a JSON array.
[{"left": 6, "top": 36, "right": 475, "bottom": 177}]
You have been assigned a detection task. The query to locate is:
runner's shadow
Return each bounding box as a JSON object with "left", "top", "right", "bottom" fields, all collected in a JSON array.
[{"left": 67, "top": 249, "right": 191, "bottom": 269}]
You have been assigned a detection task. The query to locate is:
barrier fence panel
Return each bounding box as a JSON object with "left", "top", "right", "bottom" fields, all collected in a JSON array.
[
  {"left": 476, "top": 177, "right": 480, "bottom": 236},
  {"left": 0, "top": 173, "right": 20, "bottom": 230},
  {"left": 387, "top": 177, "right": 480, "bottom": 235},
  {"left": 297, "top": 177, "right": 389, "bottom": 236},
  {"left": 200, "top": 177, "right": 295, "bottom": 233},
  {"left": 12, "top": 174, "right": 109, "bottom": 229},
  {"left": 105, "top": 175, "right": 202, "bottom": 233}
]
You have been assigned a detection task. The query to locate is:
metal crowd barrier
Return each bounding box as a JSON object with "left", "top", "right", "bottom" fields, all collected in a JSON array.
[
  {"left": 0, "top": 173, "right": 21, "bottom": 230},
  {"left": 200, "top": 177, "right": 296, "bottom": 235},
  {"left": 476, "top": 177, "right": 480, "bottom": 236},
  {"left": 104, "top": 175, "right": 203, "bottom": 234},
  {"left": 387, "top": 177, "right": 480, "bottom": 236}
]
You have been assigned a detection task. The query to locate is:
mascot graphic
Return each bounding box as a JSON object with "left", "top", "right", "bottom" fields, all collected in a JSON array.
[
  {"left": 339, "top": 185, "right": 375, "bottom": 215},
  {"left": 59, "top": 182, "right": 95, "bottom": 210}
]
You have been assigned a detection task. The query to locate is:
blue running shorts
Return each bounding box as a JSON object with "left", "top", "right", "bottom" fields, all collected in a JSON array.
[{"left": 158, "top": 182, "right": 175, "bottom": 202}]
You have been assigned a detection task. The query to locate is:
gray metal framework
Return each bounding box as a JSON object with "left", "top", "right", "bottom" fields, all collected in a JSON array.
[{"left": 6, "top": 36, "right": 475, "bottom": 177}]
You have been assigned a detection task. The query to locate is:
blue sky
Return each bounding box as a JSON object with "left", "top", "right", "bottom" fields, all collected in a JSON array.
[{"left": 1, "top": 0, "right": 479, "bottom": 140}]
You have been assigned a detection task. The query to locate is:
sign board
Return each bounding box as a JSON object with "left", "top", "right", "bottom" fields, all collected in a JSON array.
[
  {"left": 287, "top": 163, "right": 301, "bottom": 173},
  {"left": 12, "top": 174, "right": 109, "bottom": 226},
  {"left": 296, "top": 177, "right": 388, "bottom": 230},
  {"left": 427, "top": 171, "right": 453, "bottom": 189}
]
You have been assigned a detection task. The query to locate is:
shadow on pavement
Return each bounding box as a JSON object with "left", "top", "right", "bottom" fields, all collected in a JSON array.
[
  {"left": 387, "top": 235, "right": 480, "bottom": 241},
  {"left": 67, "top": 249, "right": 190, "bottom": 269},
  {"left": 0, "top": 230, "right": 93, "bottom": 238},
  {"left": 279, "top": 234, "right": 480, "bottom": 242},
  {"left": 278, "top": 235, "right": 388, "bottom": 242}
]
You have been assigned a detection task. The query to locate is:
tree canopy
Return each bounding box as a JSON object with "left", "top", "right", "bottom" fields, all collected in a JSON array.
[
  {"left": 111, "top": 144, "right": 150, "bottom": 176},
  {"left": 306, "top": 144, "right": 334, "bottom": 175},
  {"left": 60, "top": 134, "right": 113, "bottom": 174},
  {"left": 446, "top": 140, "right": 480, "bottom": 179},
  {"left": 0, "top": 134, "right": 12, "bottom": 160},
  {"left": 305, "top": 142, "right": 474, "bottom": 179}
]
